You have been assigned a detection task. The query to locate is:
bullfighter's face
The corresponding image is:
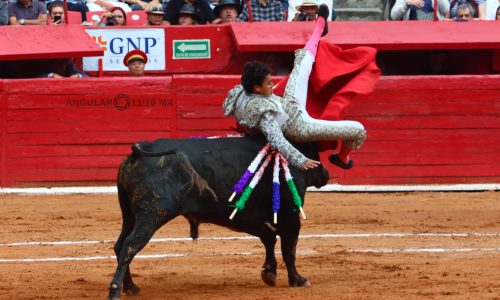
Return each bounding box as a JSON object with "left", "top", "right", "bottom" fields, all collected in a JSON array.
[{"left": 254, "top": 74, "right": 273, "bottom": 96}]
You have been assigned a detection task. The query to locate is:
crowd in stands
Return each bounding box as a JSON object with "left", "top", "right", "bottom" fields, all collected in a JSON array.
[
  {"left": 1, "top": 0, "right": 499, "bottom": 26},
  {"left": 391, "top": 0, "right": 500, "bottom": 21}
]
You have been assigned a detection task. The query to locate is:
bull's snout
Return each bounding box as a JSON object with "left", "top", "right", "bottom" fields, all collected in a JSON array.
[{"left": 313, "top": 167, "right": 329, "bottom": 188}]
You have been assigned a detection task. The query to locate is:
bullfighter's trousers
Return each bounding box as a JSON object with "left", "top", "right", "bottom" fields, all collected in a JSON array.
[{"left": 282, "top": 49, "right": 366, "bottom": 150}]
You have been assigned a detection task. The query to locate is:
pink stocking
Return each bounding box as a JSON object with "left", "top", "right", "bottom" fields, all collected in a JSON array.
[{"left": 304, "top": 17, "right": 325, "bottom": 57}]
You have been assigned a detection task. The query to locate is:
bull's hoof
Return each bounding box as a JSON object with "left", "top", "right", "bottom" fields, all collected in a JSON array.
[
  {"left": 261, "top": 270, "right": 277, "bottom": 287},
  {"left": 124, "top": 284, "right": 141, "bottom": 296},
  {"left": 289, "top": 277, "right": 311, "bottom": 287},
  {"left": 108, "top": 283, "right": 121, "bottom": 300}
]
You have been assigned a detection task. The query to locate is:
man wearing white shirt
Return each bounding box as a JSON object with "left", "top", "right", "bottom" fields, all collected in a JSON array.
[{"left": 486, "top": 0, "right": 499, "bottom": 19}]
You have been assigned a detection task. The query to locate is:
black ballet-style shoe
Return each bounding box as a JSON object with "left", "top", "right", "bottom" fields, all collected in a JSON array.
[
  {"left": 317, "top": 4, "right": 329, "bottom": 37},
  {"left": 329, "top": 154, "right": 353, "bottom": 170}
]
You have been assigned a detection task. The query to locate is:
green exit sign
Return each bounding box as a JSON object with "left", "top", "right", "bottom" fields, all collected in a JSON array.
[{"left": 173, "top": 40, "right": 211, "bottom": 59}]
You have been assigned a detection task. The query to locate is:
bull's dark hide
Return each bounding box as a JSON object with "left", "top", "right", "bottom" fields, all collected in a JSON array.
[{"left": 108, "top": 135, "right": 329, "bottom": 300}]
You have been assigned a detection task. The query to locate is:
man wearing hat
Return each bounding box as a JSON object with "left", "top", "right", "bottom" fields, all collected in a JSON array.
[
  {"left": 165, "top": 0, "right": 221, "bottom": 24},
  {"left": 177, "top": 3, "right": 198, "bottom": 25},
  {"left": 213, "top": 0, "right": 241, "bottom": 23},
  {"left": 123, "top": 49, "right": 147, "bottom": 76},
  {"left": 292, "top": 0, "right": 318, "bottom": 21},
  {"left": 287, "top": 0, "right": 335, "bottom": 21},
  {"left": 145, "top": 5, "right": 168, "bottom": 25}
]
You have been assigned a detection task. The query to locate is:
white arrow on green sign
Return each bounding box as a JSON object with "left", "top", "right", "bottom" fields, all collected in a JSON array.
[{"left": 173, "top": 40, "right": 211, "bottom": 59}]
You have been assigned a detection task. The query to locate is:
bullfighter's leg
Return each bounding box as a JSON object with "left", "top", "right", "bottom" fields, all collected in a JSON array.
[
  {"left": 287, "top": 117, "right": 366, "bottom": 169},
  {"left": 283, "top": 4, "right": 328, "bottom": 106},
  {"left": 260, "top": 235, "right": 278, "bottom": 286},
  {"left": 287, "top": 118, "right": 366, "bottom": 152},
  {"left": 280, "top": 221, "right": 310, "bottom": 287},
  {"left": 281, "top": 5, "right": 362, "bottom": 169}
]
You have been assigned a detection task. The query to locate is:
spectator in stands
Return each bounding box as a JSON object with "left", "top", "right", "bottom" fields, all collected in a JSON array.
[
  {"left": 448, "top": 0, "right": 486, "bottom": 20},
  {"left": 213, "top": 0, "right": 242, "bottom": 23},
  {"left": 208, "top": 0, "right": 219, "bottom": 9},
  {"left": 8, "top": 0, "right": 47, "bottom": 25},
  {"left": 497, "top": 5, "right": 500, "bottom": 19},
  {"left": 287, "top": 0, "right": 336, "bottom": 21},
  {"left": 391, "top": 0, "right": 450, "bottom": 20},
  {"left": 145, "top": 4, "right": 169, "bottom": 25},
  {"left": 36, "top": 58, "right": 88, "bottom": 78},
  {"left": 123, "top": 0, "right": 154, "bottom": 11},
  {"left": 87, "top": 0, "right": 132, "bottom": 13},
  {"left": 177, "top": 4, "right": 198, "bottom": 25},
  {"left": 485, "top": 0, "right": 499, "bottom": 19},
  {"left": 238, "top": 0, "right": 285, "bottom": 21},
  {"left": 165, "top": 0, "right": 221, "bottom": 24},
  {"left": 47, "top": 1, "right": 65, "bottom": 25},
  {"left": 45, "top": 0, "right": 89, "bottom": 22},
  {"left": 291, "top": 0, "right": 318, "bottom": 21},
  {"left": 0, "top": 0, "right": 9, "bottom": 25},
  {"left": 123, "top": 49, "right": 147, "bottom": 76},
  {"left": 94, "top": 6, "right": 127, "bottom": 25},
  {"left": 454, "top": 3, "right": 474, "bottom": 20}
]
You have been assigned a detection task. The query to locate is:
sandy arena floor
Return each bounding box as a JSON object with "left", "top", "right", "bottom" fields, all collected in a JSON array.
[{"left": 0, "top": 191, "right": 499, "bottom": 300}]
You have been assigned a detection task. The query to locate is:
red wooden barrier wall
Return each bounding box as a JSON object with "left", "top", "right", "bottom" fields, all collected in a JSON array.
[
  {"left": 0, "top": 81, "right": 6, "bottom": 187},
  {"left": 0, "top": 75, "right": 499, "bottom": 187},
  {"left": 344, "top": 76, "right": 500, "bottom": 185}
]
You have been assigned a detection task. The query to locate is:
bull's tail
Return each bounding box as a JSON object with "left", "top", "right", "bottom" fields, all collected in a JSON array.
[{"left": 132, "top": 142, "right": 177, "bottom": 157}]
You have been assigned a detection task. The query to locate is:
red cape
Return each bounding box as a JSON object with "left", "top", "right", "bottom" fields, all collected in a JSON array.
[{"left": 273, "top": 42, "right": 380, "bottom": 151}]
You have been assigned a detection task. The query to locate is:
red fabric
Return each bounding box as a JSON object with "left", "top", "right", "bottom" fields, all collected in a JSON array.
[{"left": 273, "top": 42, "right": 380, "bottom": 151}]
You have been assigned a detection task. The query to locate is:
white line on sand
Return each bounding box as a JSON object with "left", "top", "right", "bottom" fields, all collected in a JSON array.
[
  {"left": 1, "top": 247, "right": 500, "bottom": 263},
  {"left": 0, "top": 183, "right": 498, "bottom": 195},
  {"left": 1, "top": 232, "right": 499, "bottom": 247}
]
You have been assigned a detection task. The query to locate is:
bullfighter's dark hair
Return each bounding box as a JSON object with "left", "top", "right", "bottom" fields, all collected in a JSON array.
[{"left": 241, "top": 61, "right": 271, "bottom": 94}]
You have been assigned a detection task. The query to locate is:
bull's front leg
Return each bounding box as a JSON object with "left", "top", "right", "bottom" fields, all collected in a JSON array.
[
  {"left": 280, "top": 221, "right": 311, "bottom": 287},
  {"left": 260, "top": 235, "right": 278, "bottom": 286}
]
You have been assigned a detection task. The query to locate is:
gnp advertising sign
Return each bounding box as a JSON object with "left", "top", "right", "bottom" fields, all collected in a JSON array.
[{"left": 83, "top": 28, "right": 165, "bottom": 71}]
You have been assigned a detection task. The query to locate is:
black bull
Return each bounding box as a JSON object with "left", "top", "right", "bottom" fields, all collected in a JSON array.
[{"left": 108, "top": 135, "right": 329, "bottom": 300}]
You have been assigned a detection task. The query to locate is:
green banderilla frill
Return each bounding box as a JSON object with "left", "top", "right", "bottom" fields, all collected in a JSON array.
[
  {"left": 286, "top": 179, "right": 302, "bottom": 208},
  {"left": 229, "top": 185, "right": 255, "bottom": 220},
  {"left": 229, "top": 151, "right": 307, "bottom": 221},
  {"left": 235, "top": 185, "right": 253, "bottom": 211}
]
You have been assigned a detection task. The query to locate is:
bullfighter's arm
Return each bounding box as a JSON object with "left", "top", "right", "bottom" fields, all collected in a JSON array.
[{"left": 259, "top": 112, "right": 308, "bottom": 168}]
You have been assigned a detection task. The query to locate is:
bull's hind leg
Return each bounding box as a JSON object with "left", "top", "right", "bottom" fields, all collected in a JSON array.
[
  {"left": 260, "top": 235, "right": 278, "bottom": 286},
  {"left": 280, "top": 225, "right": 310, "bottom": 287},
  {"left": 114, "top": 188, "right": 140, "bottom": 296},
  {"left": 113, "top": 217, "right": 140, "bottom": 296},
  {"left": 108, "top": 213, "right": 175, "bottom": 300}
]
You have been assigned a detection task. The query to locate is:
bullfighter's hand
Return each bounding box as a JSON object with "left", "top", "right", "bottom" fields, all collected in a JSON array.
[{"left": 302, "top": 159, "right": 320, "bottom": 170}]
